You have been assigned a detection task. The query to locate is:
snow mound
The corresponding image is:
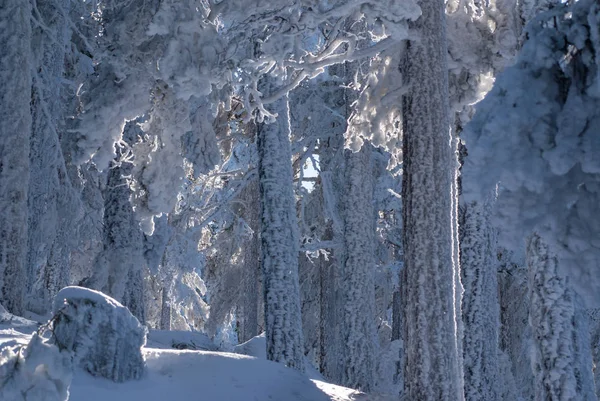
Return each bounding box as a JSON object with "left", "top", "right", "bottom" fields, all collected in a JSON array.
[
  {"left": 233, "top": 332, "right": 266, "bottom": 359},
  {"left": 0, "top": 324, "right": 391, "bottom": 401},
  {"left": 0, "top": 302, "right": 39, "bottom": 334},
  {"left": 52, "top": 286, "right": 147, "bottom": 382},
  {"left": 0, "top": 333, "right": 72, "bottom": 401},
  {"left": 233, "top": 333, "right": 327, "bottom": 381},
  {"left": 147, "top": 329, "right": 218, "bottom": 351},
  {"left": 70, "top": 348, "right": 340, "bottom": 401}
]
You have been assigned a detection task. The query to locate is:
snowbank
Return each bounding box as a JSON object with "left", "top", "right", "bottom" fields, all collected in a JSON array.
[
  {"left": 70, "top": 348, "right": 341, "bottom": 401},
  {"left": 0, "top": 322, "right": 393, "bottom": 401},
  {"left": 0, "top": 308, "right": 399, "bottom": 401},
  {"left": 0, "top": 333, "right": 72, "bottom": 401},
  {"left": 147, "top": 329, "right": 218, "bottom": 351},
  {"left": 52, "top": 286, "right": 146, "bottom": 382},
  {"left": 233, "top": 332, "right": 267, "bottom": 359},
  {"left": 233, "top": 333, "right": 328, "bottom": 382},
  {"left": 0, "top": 302, "right": 39, "bottom": 334}
]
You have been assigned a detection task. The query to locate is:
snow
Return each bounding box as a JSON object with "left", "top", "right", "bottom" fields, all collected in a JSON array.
[
  {"left": 461, "top": 0, "right": 600, "bottom": 306},
  {"left": 0, "top": 323, "right": 389, "bottom": 401},
  {"left": 0, "top": 307, "right": 71, "bottom": 401},
  {"left": 256, "top": 89, "right": 305, "bottom": 372},
  {"left": 147, "top": 329, "right": 218, "bottom": 351},
  {"left": 233, "top": 333, "right": 330, "bottom": 383},
  {"left": 52, "top": 287, "right": 124, "bottom": 314},
  {"left": 52, "top": 287, "right": 146, "bottom": 382},
  {"left": 0, "top": 304, "right": 40, "bottom": 336},
  {"left": 0, "top": 333, "right": 72, "bottom": 401},
  {"left": 234, "top": 332, "right": 267, "bottom": 359},
  {"left": 70, "top": 348, "right": 329, "bottom": 401}
]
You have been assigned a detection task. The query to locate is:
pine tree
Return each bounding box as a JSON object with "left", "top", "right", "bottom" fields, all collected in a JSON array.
[
  {"left": 460, "top": 199, "right": 500, "bottom": 400},
  {"left": 497, "top": 251, "right": 535, "bottom": 399},
  {"left": 237, "top": 178, "right": 261, "bottom": 343},
  {"left": 527, "top": 234, "right": 597, "bottom": 401},
  {"left": 87, "top": 122, "right": 145, "bottom": 322},
  {"left": 400, "top": 0, "right": 463, "bottom": 398},
  {"left": 340, "top": 145, "right": 378, "bottom": 392},
  {"left": 257, "top": 89, "right": 305, "bottom": 372},
  {"left": 26, "top": 0, "right": 79, "bottom": 315},
  {"left": 461, "top": 0, "right": 600, "bottom": 306},
  {"left": 0, "top": 0, "right": 33, "bottom": 314}
]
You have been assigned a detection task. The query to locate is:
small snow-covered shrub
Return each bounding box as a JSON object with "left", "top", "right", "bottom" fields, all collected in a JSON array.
[
  {"left": 0, "top": 333, "right": 72, "bottom": 401},
  {"left": 51, "top": 286, "right": 147, "bottom": 382}
]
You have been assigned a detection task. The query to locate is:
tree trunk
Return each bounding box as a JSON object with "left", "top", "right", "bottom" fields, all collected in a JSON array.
[
  {"left": 257, "top": 91, "right": 305, "bottom": 372},
  {"left": 88, "top": 122, "right": 145, "bottom": 322},
  {"left": 239, "top": 178, "right": 261, "bottom": 343},
  {"left": 319, "top": 221, "right": 341, "bottom": 382},
  {"left": 26, "top": 0, "right": 76, "bottom": 315},
  {"left": 340, "top": 145, "right": 377, "bottom": 391},
  {"left": 123, "top": 266, "right": 146, "bottom": 324},
  {"left": 160, "top": 287, "right": 171, "bottom": 330},
  {"left": 527, "top": 233, "right": 597, "bottom": 401},
  {"left": 460, "top": 200, "right": 500, "bottom": 400},
  {"left": 391, "top": 291, "right": 401, "bottom": 341},
  {"left": 0, "top": 0, "right": 33, "bottom": 315},
  {"left": 400, "top": 0, "right": 463, "bottom": 397}
]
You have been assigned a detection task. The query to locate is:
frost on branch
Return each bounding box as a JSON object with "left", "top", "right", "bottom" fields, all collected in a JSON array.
[
  {"left": 51, "top": 286, "right": 147, "bottom": 382},
  {"left": 462, "top": 0, "right": 600, "bottom": 305},
  {"left": 130, "top": 84, "right": 191, "bottom": 235},
  {"left": 345, "top": 50, "right": 403, "bottom": 152},
  {"left": 0, "top": 333, "right": 72, "bottom": 401}
]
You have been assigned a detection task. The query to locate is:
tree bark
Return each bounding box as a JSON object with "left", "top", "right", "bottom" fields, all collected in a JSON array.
[
  {"left": 26, "top": 0, "right": 76, "bottom": 315},
  {"left": 0, "top": 0, "right": 33, "bottom": 314},
  {"left": 160, "top": 287, "right": 171, "bottom": 330},
  {"left": 340, "top": 145, "right": 377, "bottom": 392},
  {"left": 460, "top": 200, "right": 500, "bottom": 400},
  {"left": 257, "top": 91, "right": 305, "bottom": 372},
  {"left": 527, "top": 233, "right": 597, "bottom": 401},
  {"left": 239, "top": 178, "right": 261, "bottom": 343},
  {"left": 400, "top": 0, "right": 463, "bottom": 398},
  {"left": 88, "top": 122, "right": 145, "bottom": 322}
]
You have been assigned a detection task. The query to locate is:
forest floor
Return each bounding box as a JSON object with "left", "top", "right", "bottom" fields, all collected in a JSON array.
[{"left": 0, "top": 314, "right": 393, "bottom": 401}]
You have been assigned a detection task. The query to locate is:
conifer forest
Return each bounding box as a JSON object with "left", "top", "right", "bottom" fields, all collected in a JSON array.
[{"left": 1, "top": 0, "right": 600, "bottom": 400}]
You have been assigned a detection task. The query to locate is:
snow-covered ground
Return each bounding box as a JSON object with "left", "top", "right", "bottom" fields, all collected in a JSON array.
[
  {"left": 70, "top": 347, "right": 359, "bottom": 401},
  {"left": 0, "top": 311, "right": 389, "bottom": 401}
]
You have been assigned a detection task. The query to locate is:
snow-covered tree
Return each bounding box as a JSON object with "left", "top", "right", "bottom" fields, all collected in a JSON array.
[
  {"left": 257, "top": 89, "right": 305, "bottom": 372},
  {"left": 460, "top": 198, "right": 500, "bottom": 401},
  {"left": 462, "top": 0, "right": 600, "bottom": 306},
  {"left": 0, "top": 0, "right": 33, "bottom": 315},
  {"left": 399, "top": 0, "right": 463, "bottom": 398},
  {"left": 86, "top": 122, "right": 146, "bottom": 322},
  {"left": 235, "top": 177, "right": 262, "bottom": 343},
  {"left": 340, "top": 144, "right": 378, "bottom": 391},
  {"left": 26, "top": 0, "right": 81, "bottom": 315},
  {"left": 527, "top": 234, "right": 597, "bottom": 401},
  {"left": 497, "top": 251, "right": 535, "bottom": 399},
  {"left": 52, "top": 286, "right": 147, "bottom": 382},
  {"left": 589, "top": 308, "right": 600, "bottom": 397},
  {"left": 294, "top": 78, "right": 347, "bottom": 383},
  {"left": 461, "top": 3, "right": 600, "bottom": 398},
  {"left": 291, "top": 59, "right": 394, "bottom": 389}
]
